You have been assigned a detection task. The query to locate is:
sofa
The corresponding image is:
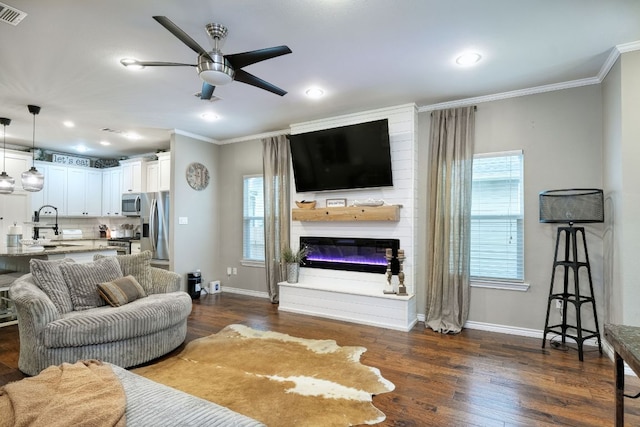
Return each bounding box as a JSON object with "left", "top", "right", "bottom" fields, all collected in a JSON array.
[{"left": 9, "top": 251, "right": 193, "bottom": 376}]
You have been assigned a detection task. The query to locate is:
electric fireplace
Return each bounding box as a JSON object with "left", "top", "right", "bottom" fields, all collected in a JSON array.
[{"left": 300, "top": 236, "right": 400, "bottom": 274}]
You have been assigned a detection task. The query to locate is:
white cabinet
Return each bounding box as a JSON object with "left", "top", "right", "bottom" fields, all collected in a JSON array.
[
  {"left": 0, "top": 192, "right": 30, "bottom": 238},
  {"left": 102, "top": 168, "right": 122, "bottom": 216},
  {"left": 158, "top": 152, "right": 171, "bottom": 192},
  {"left": 121, "top": 158, "right": 146, "bottom": 194},
  {"left": 66, "top": 167, "right": 102, "bottom": 216},
  {"left": 144, "top": 152, "right": 171, "bottom": 193},
  {"left": 130, "top": 241, "right": 141, "bottom": 255},
  {"left": 30, "top": 162, "right": 67, "bottom": 216},
  {"left": 146, "top": 161, "right": 159, "bottom": 193},
  {"left": 4, "top": 150, "right": 31, "bottom": 192}
]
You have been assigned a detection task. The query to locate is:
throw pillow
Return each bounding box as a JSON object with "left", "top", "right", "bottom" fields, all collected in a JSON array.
[
  {"left": 60, "top": 257, "right": 123, "bottom": 310},
  {"left": 29, "top": 258, "right": 76, "bottom": 314},
  {"left": 94, "top": 251, "right": 152, "bottom": 295},
  {"left": 97, "top": 275, "right": 146, "bottom": 307}
]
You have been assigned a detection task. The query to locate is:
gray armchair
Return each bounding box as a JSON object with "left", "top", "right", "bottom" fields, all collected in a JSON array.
[{"left": 10, "top": 266, "right": 192, "bottom": 376}]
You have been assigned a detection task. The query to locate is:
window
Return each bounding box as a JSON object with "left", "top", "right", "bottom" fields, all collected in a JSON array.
[
  {"left": 470, "top": 151, "right": 524, "bottom": 282},
  {"left": 243, "top": 175, "right": 264, "bottom": 262}
]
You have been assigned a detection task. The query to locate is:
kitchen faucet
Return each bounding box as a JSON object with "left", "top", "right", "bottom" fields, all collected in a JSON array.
[{"left": 32, "top": 205, "right": 59, "bottom": 239}]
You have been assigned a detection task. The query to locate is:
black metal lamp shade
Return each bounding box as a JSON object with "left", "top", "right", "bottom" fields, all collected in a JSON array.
[{"left": 539, "top": 188, "right": 604, "bottom": 224}]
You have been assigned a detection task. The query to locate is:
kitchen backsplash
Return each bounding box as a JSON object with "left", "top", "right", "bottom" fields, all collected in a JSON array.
[{"left": 36, "top": 217, "right": 138, "bottom": 240}]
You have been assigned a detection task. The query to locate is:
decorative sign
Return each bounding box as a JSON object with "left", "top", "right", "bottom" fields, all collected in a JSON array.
[{"left": 52, "top": 154, "right": 91, "bottom": 167}]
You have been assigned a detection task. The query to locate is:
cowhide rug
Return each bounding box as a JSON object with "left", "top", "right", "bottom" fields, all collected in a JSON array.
[{"left": 134, "top": 324, "right": 395, "bottom": 426}]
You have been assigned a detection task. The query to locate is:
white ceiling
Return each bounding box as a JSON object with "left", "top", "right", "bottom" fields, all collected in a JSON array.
[{"left": 1, "top": 0, "right": 639, "bottom": 158}]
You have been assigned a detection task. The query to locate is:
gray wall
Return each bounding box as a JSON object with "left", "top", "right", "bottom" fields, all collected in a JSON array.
[
  {"left": 603, "top": 50, "right": 640, "bottom": 326},
  {"left": 170, "top": 133, "right": 220, "bottom": 291},
  {"left": 217, "top": 138, "right": 268, "bottom": 295},
  {"left": 417, "top": 85, "right": 605, "bottom": 331}
]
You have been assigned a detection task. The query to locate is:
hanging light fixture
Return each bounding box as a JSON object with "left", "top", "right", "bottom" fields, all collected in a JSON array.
[
  {"left": 21, "top": 105, "right": 44, "bottom": 192},
  {"left": 0, "top": 117, "right": 15, "bottom": 194}
]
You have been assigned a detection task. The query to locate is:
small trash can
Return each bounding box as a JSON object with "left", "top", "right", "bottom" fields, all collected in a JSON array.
[{"left": 187, "top": 271, "right": 201, "bottom": 299}]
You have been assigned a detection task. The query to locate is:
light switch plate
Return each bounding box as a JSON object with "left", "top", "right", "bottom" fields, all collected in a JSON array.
[{"left": 178, "top": 217, "right": 188, "bottom": 225}]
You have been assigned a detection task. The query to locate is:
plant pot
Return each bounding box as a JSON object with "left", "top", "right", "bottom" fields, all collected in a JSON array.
[{"left": 287, "top": 263, "right": 299, "bottom": 283}]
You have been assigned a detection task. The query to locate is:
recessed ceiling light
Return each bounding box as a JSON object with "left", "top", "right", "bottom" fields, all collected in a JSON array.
[
  {"left": 120, "top": 58, "right": 144, "bottom": 70},
  {"left": 123, "top": 132, "right": 141, "bottom": 140},
  {"left": 201, "top": 112, "right": 219, "bottom": 121},
  {"left": 305, "top": 87, "right": 325, "bottom": 98},
  {"left": 100, "top": 140, "right": 111, "bottom": 146},
  {"left": 455, "top": 52, "right": 482, "bottom": 66},
  {"left": 63, "top": 121, "right": 75, "bottom": 128}
]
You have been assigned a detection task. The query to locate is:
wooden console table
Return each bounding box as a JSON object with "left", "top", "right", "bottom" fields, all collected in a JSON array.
[{"left": 604, "top": 324, "right": 640, "bottom": 426}]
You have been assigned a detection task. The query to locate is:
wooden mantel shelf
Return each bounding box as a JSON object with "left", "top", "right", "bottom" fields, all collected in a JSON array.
[{"left": 292, "top": 205, "right": 401, "bottom": 222}]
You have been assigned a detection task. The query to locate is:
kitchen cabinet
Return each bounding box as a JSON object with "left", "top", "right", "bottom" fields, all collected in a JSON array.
[
  {"left": 145, "top": 152, "right": 170, "bottom": 193},
  {"left": 4, "top": 150, "right": 31, "bottom": 192},
  {"left": 0, "top": 192, "right": 30, "bottom": 239},
  {"left": 146, "top": 161, "right": 159, "bottom": 193},
  {"left": 30, "top": 161, "right": 67, "bottom": 216},
  {"left": 102, "top": 167, "right": 122, "bottom": 216},
  {"left": 130, "top": 241, "right": 141, "bottom": 254},
  {"left": 158, "top": 152, "right": 171, "bottom": 192},
  {"left": 121, "top": 158, "right": 146, "bottom": 194},
  {"left": 66, "top": 167, "right": 102, "bottom": 216}
]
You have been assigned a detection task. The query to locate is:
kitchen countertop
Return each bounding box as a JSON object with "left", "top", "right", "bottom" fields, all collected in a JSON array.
[{"left": 0, "top": 244, "right": 119, "bottom": 257}]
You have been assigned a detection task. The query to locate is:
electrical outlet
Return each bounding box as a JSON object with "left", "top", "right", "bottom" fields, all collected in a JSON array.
[
  {"left": 555, "top": 300, "right": 563, "bottom": 309},
  {"left": 226, "top": 267, "right": 232, "bottom": 276},
  {"left": 232, "top": 267, "right": 237, "bottom": 275}
]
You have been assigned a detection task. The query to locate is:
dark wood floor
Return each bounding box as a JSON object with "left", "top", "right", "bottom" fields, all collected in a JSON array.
[{"left": 2, "top": 292, "right": 639, "bottom": 426}]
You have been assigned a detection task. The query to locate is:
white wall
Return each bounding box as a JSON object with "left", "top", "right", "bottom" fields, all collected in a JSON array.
[
  {"left": 171, "top": 132, "right": 220, "bottom": 291},
  {"left": 289, "top": 104, "right": 418, "bottom": 295}
]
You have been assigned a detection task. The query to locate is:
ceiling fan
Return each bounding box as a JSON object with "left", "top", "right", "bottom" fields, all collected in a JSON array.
[{"left": 122, "top": 16, "right": 292, "bottom": 100}]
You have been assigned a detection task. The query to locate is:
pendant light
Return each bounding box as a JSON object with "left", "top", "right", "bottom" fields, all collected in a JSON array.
[
  {"left": 0, "top": 117, "right": 15, "bottom": 194},
  {"left": 21, "top": 105, "right": 44, "bottom": 192}
]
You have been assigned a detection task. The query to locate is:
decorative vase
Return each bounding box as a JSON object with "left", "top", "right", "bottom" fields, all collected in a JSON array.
[{"left": 287, "top": 262, "right": 299, "bottom": 283}]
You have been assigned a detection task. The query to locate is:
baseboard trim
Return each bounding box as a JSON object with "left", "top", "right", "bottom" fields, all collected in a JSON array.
[{"left": 221, "top": 286, "right": 270, "bottom": 299}]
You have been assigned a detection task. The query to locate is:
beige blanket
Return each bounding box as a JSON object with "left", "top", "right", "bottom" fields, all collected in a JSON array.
[{"left": 0, "top": 360, "right": 126, "bottom": 427}]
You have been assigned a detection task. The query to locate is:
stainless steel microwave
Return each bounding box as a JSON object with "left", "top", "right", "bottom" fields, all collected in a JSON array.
[{"left": 122, "top": 193, "right": 141, "bottom": 216}]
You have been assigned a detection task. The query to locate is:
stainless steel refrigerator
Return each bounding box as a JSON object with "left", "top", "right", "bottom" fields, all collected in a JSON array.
[{"left": 140, "top": 191, "right": 170, "bottom": 261}]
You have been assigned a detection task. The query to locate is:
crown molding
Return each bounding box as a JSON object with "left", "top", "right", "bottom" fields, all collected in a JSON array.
[
  {"left": 172, "top": 129, "right": 218, "bottom": 144},
  {"left": 418, "top": 77, "right": 600, "bottom": 112},
  {"left": 219, "top": 128, "right": 290, "bottom": 145}
]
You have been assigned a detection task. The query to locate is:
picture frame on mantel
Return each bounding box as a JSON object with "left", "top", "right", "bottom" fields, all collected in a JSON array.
[{"left": 326, "top": 198, "right": 347, "bottom": 208}]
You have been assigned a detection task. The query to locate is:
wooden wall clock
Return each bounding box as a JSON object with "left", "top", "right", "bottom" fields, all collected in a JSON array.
[{"left": 186, "top": 162, "right": 209, "bottom": 190}]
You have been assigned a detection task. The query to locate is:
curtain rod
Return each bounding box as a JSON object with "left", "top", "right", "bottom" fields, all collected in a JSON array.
[{"left": 430, "top": 105, "right": 477, "bottom": 116}]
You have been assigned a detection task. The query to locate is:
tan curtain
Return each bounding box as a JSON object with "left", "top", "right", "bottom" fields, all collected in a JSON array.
[
  {"left": 262, "top": 134, "right": 291, "bottom": 303},
  {"left": 425, "top": 106, "right": 475, "bottom": 333}
]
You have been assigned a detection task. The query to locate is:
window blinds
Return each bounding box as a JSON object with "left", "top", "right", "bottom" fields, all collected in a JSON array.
[
  {"left": 470, "top": 151, "right": 524, "bottom": 281},
  {"left": 243, "top": 176, "right": 265, "bottom": 261}
]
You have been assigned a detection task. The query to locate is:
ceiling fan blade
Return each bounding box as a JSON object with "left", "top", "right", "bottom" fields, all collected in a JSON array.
[
  {"left": 201, "top": 83, "right": 215, "bottom": 100},
  {"left": 225, "top": 46, "right": 292, "bottom": 69},
  {"left": 234, "top": 69, "right": 287, "bottom": 96},
  {"left": 153, "top": 16, "right": 212, "bottom": 60},
  {"left": 136, "top": 61, "right": 196, "bottom": 67}
]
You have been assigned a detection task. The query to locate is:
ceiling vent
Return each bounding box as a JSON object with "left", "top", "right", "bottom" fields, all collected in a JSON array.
[{"left": 0, "top": 2, "right": 27, "bottom": 26}]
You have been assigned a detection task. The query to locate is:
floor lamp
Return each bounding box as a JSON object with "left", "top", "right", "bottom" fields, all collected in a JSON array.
[{"left": 540, "top": 188, "right": 603, "bottom": 361}]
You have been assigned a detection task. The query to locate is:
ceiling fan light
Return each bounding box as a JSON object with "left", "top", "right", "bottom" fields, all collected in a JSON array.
[
  {"left": 0, "top": 171, "right": 15, "bottom": 194},
  {"left": 197, "top": 53, "right": 234, "bottom": 85},
  {"left": 21, "top": 167, "right": 44, "bottom": 192},
  {"left": 199, "top": 70, "right": 233, "bottom": 85}
]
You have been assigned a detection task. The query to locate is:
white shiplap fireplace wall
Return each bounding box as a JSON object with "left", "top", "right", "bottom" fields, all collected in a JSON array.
[{"left": 278, "top": 104, "right": 419, "bottom": 331}]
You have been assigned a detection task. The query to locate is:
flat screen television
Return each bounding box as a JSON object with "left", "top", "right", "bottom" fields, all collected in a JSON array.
[{"left": 289, "top": 119, "right": 393, "bottom": 192}]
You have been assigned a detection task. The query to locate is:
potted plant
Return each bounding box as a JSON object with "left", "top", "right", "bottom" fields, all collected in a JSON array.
[{"left": 281, "top": 244, "right": 309, "bottom": 283}]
